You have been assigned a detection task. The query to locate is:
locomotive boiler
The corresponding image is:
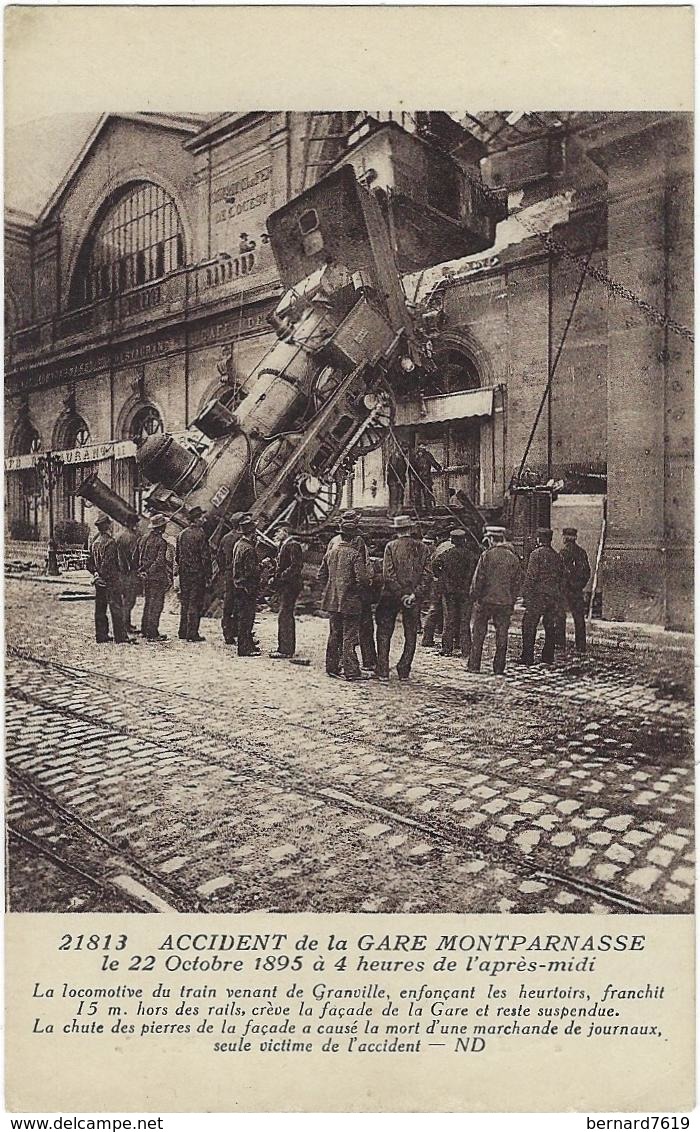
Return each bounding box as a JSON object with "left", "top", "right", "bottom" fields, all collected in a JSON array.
[{"left": 78, "top": 118, "right": 505, "bottom": 549}]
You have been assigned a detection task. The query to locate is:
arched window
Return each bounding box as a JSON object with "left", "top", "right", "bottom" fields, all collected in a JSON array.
[
  {"left": 422, "top": 348, "right": 481, "bottom": 397},
  {"left": 8, "top": 420, "right": 42, "bottom": 538},
  {"left": 70, "top": 181, "right": 185, "bottom": 307},
  {"left": 59, "top": 415, "right": 91, "bottom": 524},
  {"left": 113, "top": 403, "right": 165, "bottom": 514}
]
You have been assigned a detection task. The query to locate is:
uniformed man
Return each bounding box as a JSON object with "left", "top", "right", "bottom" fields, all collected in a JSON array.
[
  {"left": 557, "top": 527, "right": 591, "bottom": 653},
  {"left": 318, "top": 515, "right": 371, "bottom": 681},
  {"left": 87, "top": 513, "right": 130, "bottom": 644},
  {"left": 138, "top": 513, "right": 171, "bottom": 641},
  {"left": 468, "top": 526, "right": 522, "bottom": 675},
  {"left": 433, "top": 528, "right": 478, "bottom": 658},
  {"left": 231, "top": 514, "right": 261, "bottom": 657},
  {"left": 217, "top": 513, "right": 243, "bottom": 645},
  {"left": 375, "top": 515, "right": 432, "bottom": 681},
  {"left": 114, "top": 515, "right": 141, "bottom": 633},
  {"left": 269, "top": 522, "right": 304, "bottom": 659},
  {"left": 519, "top": 526, "right": 565, "bottom": 665},
  {"left": 175, "top": 506, "right": 212, "bottom": 642}
]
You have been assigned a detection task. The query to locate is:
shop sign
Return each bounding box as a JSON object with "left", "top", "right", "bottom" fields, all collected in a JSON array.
[{"left": 5, "top": 439, "right": 137, "bottom": 471}]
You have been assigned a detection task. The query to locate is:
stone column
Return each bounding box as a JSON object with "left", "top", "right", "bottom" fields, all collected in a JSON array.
[{"left": 587, "top": 115, "right": 692, "bottom": 627}]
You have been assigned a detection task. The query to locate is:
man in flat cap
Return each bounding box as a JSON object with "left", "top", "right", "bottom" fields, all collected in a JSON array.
[
  {"left": 519, "top": 527, "right": 565, "bottom": 665},
  {"left": 557, "top": 527, "right": 591, "bottom": 654},
  {"left": 433, "top": 528, "right": 479, "bottom": 659},
  {"left": 231, "top": 515, "right": 262, "bottom": 657},
  {"left": 421, "top": 524, "right": 452, "bottom": 648},
  {"left": 87, "top": 513, "right": 130, "bottom": 644},
  {"left": 375, "top": 515, "right": 431, "bottom": 680},
  {"left": 218, "top": 513, "right": 244, "bottom": 645},
  {"left": 469, "top": 526, "right": 522, "bottom": 675},
  {"left": 139, "top": 513, "right": 171, "bottom": 641},
  {"left": 318, "top": 514, "right": 371, "bottom": 680},
  {"left": 175, "top": 505, "right": 212, "bottom": 642}
]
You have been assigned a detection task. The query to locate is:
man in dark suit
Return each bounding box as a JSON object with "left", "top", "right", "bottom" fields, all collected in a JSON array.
[
  {"left": 375, "top": 515, "right": 432, "bottom": 681},
  {"left": 519, "top": 527, "right": 565, "bottom": 665},
  {"left": 269, "top": 522, "right": 304, "bottom": 658},
  {"left": 231, "top": 514, "right": 262, "bottom": 657},
  {"left": 138, "top": 513, "right": 171, "bottom": 641},
  {"left": 217, "top": 512, "right": 243, "bottom": 645},
  {"left": 175, "top": 506, "right": 212, "bottom": 642},
  {"left": 88, "top": 513, "right": 130, "bottom": 644},
  {"left": 557, "top": 527, "right": 591, "bottom": 654},
  {"left": 114, "top": 515, "right": 141, "bottom": 633}
]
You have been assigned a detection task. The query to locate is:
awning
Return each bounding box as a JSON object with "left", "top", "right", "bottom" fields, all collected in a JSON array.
[
  {"left": 395, "top": 387, "right": 494, "bottom": 426},
  {"left": 5, "top": 439, "right": 137, "bottom": 472}
]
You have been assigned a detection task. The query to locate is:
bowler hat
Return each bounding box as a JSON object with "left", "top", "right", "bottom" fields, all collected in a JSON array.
[
  {"left": 393, "top": 515, "right": 416, "bottom": 530},
  {"left": 450, "top": 528, "right": 466, "bottom": 540},
  {"left": 341, "top": 509, "right": 362, "bottom": 527},
  {"left": 150, "top": 514, "right": 168, "bottom": 529},
  {"left": 562, "top": 527, "right": 578, "bottom": 537},
  {"left": 94, "top": 512, "right": 111, "bottom": 528}
]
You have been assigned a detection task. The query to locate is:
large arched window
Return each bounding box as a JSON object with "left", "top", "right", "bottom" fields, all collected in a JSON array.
[
  {"left": 58, "top": 414, "right": 91, "bottom": 524},
  {"left": 8, "top": 419, "right": 42, "bottom": 538},
  {"left": 70, "top": 181, "right": 185, "bottom": 307}
]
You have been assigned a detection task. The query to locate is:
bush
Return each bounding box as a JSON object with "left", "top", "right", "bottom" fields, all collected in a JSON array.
[
  {"left": 9, "top": 519, "right": 40, "bottom": 542},
  {"left": 54, "top": 519, "right": 89, "bottom": 547}
]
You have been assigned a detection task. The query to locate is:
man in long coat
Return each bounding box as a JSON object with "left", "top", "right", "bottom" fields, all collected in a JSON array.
[
  {"left": 175, "top": 506, "right": 212, "bottom": 642},
  {"left": 318, "top": 515, "right": 371, "bottom": 681}
]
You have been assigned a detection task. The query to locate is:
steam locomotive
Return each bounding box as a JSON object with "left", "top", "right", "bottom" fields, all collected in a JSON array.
[{"left": 78, "top": 118, "right": 505, "bottom": 553}]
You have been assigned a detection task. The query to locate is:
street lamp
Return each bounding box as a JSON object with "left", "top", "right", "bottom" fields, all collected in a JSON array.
[{"left": 35, "top": 451, "right": 64, "bottom": 576}]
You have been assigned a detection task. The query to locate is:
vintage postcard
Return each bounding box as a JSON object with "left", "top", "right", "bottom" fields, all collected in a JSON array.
[{"left": 3, "top": 5, "right": 694, "bottom": 1118}]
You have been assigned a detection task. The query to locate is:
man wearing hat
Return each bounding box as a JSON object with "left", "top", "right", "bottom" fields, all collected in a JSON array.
[
  {"left": 217, "top": 513, "right": 244, "bottom": 645},
  {"left": 87, "top": 513, "right": 130, "bottom": 644},
  {"left": 557, "top": 527, "right": 591, "bottom": 654},
  {"left": 318, "top": 514, "right": 371, "bottom": 680},
  {"left": 387, "top": 442, "right": 408, "bottom": 516},
  {"left": 231, "top": 515, "right": 262, "bottom": 656},
  {"left": 519, "top": 527, "right": 565, "bottom": 665},
  {"left": 468, "top": 527, "right": 522, "bottom": 675},
  {"left": 433, "top": 528, "right": 479, "bottom": 658},
  {"left": 375, "top": 515, "right": 431, "bottom": 680},
  {"left": 328, "top": 510, "right": 377, "bottom": 671},
  {"left": 114, "top": 514, "right": 142, "bottom": 634},
  {"left": 269, "top": 522, "right": 304, "bottom": 659},
  {"left": 175, "top": 506, "right": 212, "bottom": 642},
  {"left": 138, "top": 513, "right": 171, "bottom": 641}
]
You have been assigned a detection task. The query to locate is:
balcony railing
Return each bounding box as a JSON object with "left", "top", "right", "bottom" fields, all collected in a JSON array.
[{"left": 7, "top": 251, "right": 273, "bottom": 367}]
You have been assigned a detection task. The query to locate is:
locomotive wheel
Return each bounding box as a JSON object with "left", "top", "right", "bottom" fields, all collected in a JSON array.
[
  {"left": 348, "top": 390, "right": 395, "bottom": 456},
  {"left": 252, "top": 433, "right": 303, "bottom": 495},
  {"left": 288, "top": 473, "right": 343, "bottom": 533}
]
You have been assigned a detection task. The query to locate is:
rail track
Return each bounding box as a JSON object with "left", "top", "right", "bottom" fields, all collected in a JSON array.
[{"left": 6, "top": 644, "right": 682, "bottom": 914}]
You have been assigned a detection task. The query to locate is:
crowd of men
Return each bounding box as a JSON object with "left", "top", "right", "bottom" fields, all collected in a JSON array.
[{"left": 86, "top": 503, "right": 591, "bottom": 683}]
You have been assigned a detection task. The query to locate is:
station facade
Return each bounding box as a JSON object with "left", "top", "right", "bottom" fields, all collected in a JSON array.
[{"left": 5, "top": 111, "right": 692, "bottom": 629}]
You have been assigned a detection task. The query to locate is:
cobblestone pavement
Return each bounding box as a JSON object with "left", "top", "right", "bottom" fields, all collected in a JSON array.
[{"left": 5, "top": 578, "right": 693, "bottom": 914}]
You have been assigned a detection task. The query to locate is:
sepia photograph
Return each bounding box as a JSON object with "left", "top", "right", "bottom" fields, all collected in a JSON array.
[{"left": 5, "top": 106, "right": 693, "bottom": 919}]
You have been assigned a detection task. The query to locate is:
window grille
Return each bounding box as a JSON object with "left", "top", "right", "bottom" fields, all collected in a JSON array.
[{"left": 71, "top": 182, "right": 184, "bottom": 307}]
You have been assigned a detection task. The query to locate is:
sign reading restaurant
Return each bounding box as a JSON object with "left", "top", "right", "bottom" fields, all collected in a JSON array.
[{"left": 5, "top": 440, "right": 137, "bottom": 471}]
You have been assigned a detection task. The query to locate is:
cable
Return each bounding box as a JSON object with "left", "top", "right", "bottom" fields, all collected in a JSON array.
[{"left": 514, "top": 217, "right": 604, "bottom": 488}]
